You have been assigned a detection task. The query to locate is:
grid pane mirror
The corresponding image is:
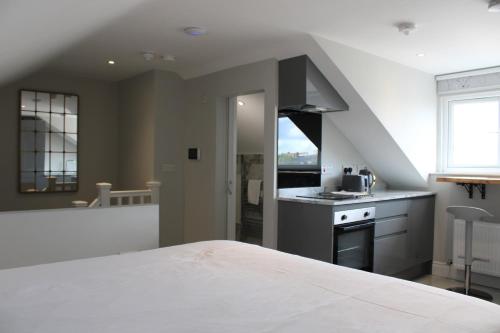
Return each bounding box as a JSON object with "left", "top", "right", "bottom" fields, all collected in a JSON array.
[{"left": 19, "top": 90, "right": 78, "bottom": 193}]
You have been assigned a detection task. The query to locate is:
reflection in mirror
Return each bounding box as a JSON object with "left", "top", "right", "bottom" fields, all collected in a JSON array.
[
  {"left": 20, "top": 132, "right": 35, "bottom": 151},
  {"left": 20, "top": 172, "right": 35, "bottom": 192},
  {"left": 51, "top": 113, "right": 64, "bottom": 131},
  {"left": 21, "top": 111, "right": 36, "bottom": 131},
  {"left": 65, "top": 95, "right": 78, "bottom": 114},
  {"left": 36, "top": 93, "right": 50, "bottom": 112},
  {"left": 50, "top": 133, "right": 64, "bottom": 152},
  {"left": 65, "top": 115, "right": 77, "bottom": 133},
  {"left": 65, "top": 134, "right": 77, "bottom": 152},
  {"left": 21, "top": 91, "right": 36, "bottom": 111},
  {"left": 21, "top": 152, "right": 35, "bottom": 171},
  {"left": 19, "top": 90, "right": 79, "bottom": 193},
  {"left": 35, "top": 113, "right": 50, "bottom": 132},
  {"left": 51, "top": 94, "right": 64, "bottom": 113},
  {"left": 35, "top": 132, "right": 49, "bottom": 152}
]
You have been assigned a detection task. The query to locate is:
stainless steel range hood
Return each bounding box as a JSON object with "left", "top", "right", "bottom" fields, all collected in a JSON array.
[{"left": 279, "top": 55, "right": 349, "bottom": 113}]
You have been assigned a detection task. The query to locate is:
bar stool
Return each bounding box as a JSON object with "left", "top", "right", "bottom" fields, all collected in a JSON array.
[{"left": 447, "top": 206, "right": 494, "bottom": 301}]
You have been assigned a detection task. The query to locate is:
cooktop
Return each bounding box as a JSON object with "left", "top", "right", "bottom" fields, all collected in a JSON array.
[{"left": 297, "top": 191, "right": 369, "bottom": 201}]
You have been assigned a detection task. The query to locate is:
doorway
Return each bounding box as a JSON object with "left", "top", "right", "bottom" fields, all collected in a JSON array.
[{"left": 227, "top": 92, "right": 265, "bottom": 245}]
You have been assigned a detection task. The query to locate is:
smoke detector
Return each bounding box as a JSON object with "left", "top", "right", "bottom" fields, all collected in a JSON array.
[
  {"left": 183, "top": 26, "right": 208, "bottom": 36},
  {"left": 396, "top": 22, "right": 417, "bottom": 35},
  {"left": 142, "top": 52, "right": 155, "bottom": 61},
  {"left": 489, "top": 0, "right": 500, "bottom": 12}
]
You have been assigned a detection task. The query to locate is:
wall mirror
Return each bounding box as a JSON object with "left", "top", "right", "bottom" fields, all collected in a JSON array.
[{"left": 19, "top": 90, "right": 79, "bottom": 193}]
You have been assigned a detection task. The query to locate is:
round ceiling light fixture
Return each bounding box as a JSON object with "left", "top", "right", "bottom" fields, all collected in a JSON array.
[
  {"left": 184, "top": 26, "right": 208, "bottom": 36},
  {"left": 396, "top": 22, "right": 417, "bottom": 35},
  {"left": 237, "top": 100, "right": 245, "bottom": 106},
  {"left": 489, "top": 0, "right": 500, "bottom": 12},
  {"left": 107, "top": 60, "right": 116, "bottom": 65}
]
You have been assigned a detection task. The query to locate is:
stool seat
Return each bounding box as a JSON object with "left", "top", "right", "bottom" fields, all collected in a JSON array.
[{"left": 447, "top": 206, "right": 494, "bottom": 301}]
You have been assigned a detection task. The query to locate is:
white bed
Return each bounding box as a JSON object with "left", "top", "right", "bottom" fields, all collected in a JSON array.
[{"left": 1, "top": 241, "right": 500, "bottom": 332}]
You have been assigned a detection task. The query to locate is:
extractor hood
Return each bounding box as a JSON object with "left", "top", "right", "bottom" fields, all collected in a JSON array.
[{"left": 279, "top": 55, "right": 349, "bottom": 113}]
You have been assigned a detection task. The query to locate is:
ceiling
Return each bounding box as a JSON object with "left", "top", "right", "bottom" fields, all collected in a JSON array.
[{"left": 2, "top": 0, "right": 500, "bottom": 83}]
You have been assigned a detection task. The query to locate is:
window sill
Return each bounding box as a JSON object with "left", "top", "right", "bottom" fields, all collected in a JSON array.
[{"left": 431, "top": 172, "right": 500, "bottom": 177}]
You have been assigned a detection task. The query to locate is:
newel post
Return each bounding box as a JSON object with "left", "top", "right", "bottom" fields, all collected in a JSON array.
[
  {"left": 96, "top": 182, "right": 112, "bottom": 207},
  {"left": 146, "top": 181, "right": 161, "bottom": 204}
]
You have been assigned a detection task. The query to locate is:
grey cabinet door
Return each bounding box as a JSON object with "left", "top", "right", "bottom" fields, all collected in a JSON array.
[
  {"left": 408, "top": 197, "right": 435, "bottom": 264},
  {"left": 374, "top": 231, "right": 410, "bottom": 275},
  {"left": 278, "top": 201, "right": 334, "bottom": 263}
]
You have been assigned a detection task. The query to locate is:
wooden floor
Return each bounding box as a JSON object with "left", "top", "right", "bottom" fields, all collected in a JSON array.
[{"left": 414, "top": 275, "right": 500, "bottom": 305}]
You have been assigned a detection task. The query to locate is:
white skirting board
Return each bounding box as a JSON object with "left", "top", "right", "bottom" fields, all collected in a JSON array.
[
  {"left": 0, "top": 205, "right": 159, "bottom": 270},
  {"left": 432, "top": 261, "right": 500, "bottom": 290}
]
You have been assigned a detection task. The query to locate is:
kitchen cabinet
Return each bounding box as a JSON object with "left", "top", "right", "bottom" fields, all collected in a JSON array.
[
  {"left": 373, "top": 215, "right": 411, "bottom": 275},
  {"left": 278, "top": 194, "right": 435, "bottom": 280}
]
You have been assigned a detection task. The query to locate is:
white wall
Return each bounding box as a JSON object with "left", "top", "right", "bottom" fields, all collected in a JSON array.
[
  {"left": 153, "top": 70, "right": 185, "bottom": 247},
  {"left": 0, "top": 205, "right": 159, "bottom": 270},
  {"left": 431, "top": 72, "right": 500, "bottom": 264},
  {"left": 0, "top": 71, "right": 120, "bottom": 211},
  {"left": 314, "top": 36, "right": 437, "bottom": 182},
  {"left": 284, "top": 35, "right": 433, "bottom": 189},
  {"left": 321, "top": 116, "right": 386, "bottom": 190},
  {"left": 118, "top": 71, "right": 156, "bottom": 190},
  {"left": 183, "top": 59, "right": 278, "bottom": 248},
  {"left": 117, "top": 70, "right": 185, "bottom": 247}
]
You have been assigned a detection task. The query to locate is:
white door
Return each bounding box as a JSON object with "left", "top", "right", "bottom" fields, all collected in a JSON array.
[{"left": 226, "top": 97, "right": 238, "bottom": 240}]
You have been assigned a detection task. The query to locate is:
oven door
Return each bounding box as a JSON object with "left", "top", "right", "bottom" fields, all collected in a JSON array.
[{"left": 333, "top": 221, "right": 374, "bottom": 272}]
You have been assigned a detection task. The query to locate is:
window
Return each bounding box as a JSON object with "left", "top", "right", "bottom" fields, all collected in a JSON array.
[
  {"left": 278, "top": 113, "right": 320, "bottom": 170},
  {"left": 440, "top": 91, "right": 500, "bottom": 174}
]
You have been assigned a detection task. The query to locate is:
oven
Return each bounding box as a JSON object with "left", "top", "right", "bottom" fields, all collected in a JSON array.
[{"left": 333, "top": 207, "right": 375, "bottom": 272}]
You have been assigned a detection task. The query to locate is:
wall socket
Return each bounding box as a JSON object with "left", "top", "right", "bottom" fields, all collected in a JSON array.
[{"left": 342, "top": 163, "right": 358, "bottom": 174}]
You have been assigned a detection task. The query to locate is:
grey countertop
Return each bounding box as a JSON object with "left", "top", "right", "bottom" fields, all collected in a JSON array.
[{"left": 278, "top": 190, "right": 435, "bottom": 206}]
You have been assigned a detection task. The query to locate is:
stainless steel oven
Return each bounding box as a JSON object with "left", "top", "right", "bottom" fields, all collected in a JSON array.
[{"left": 333, "top": 207, "right": 375, "bottom": 272}]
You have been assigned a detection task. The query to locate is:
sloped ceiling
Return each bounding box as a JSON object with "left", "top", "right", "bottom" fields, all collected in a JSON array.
[
  {"left": 278, "top": 35, "right": 432, "bottom": 189},
  {"left": 4, "top": 0, "right": 500, "bottom": 84},
  {"left": 314, "top": 36, "right": 437, "bottom": 182},
  {"left": 0, "top": 0, "right": 148, "bottom": 85}
]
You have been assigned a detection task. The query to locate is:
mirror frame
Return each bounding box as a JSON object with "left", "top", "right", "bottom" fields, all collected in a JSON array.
[{"left": 18, "top": 89, "right": 79, "bottom": 193}]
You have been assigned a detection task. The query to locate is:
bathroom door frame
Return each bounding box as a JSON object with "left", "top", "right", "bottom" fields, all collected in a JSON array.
[{"left": 226, "top": 96, "right": 238, "bottom": 241}]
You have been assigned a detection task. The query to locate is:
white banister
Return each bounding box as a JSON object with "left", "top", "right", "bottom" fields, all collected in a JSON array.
[
  {"left": 76, "top": 181, "right": 161, "bottom": 208},
  {"left": 96, "top": 182, "right": 112, "bottom": 208},
  {"left": 72, "top": 200, "right": 88, "bottom": 208},
  {"left": 147, "top": 181, "right": 161, "bottom": 204}
]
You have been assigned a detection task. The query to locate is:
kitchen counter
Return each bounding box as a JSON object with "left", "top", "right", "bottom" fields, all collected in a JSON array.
[{"left": 278, "top": 190, "right": 435, "bottom": 206}]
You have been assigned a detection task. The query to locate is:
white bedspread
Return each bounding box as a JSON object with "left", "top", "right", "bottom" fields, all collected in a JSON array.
[{"left": 1, "top": 241, "right": 500, "bottom": 332}]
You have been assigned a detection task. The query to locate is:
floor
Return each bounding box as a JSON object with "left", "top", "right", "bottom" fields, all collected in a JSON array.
[{"left": 414, "top": 275, "right": 500, "bottom": 305}]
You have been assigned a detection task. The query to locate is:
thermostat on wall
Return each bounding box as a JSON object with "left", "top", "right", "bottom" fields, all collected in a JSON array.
[{"left": 188, "top": 148, "right": 200, "bottom": 160}]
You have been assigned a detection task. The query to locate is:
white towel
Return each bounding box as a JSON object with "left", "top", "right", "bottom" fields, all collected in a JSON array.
[{"left": 247, "top": 179, "right": 262, "bottom": 205}]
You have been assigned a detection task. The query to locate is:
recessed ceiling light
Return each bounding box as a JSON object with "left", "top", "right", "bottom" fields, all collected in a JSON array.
[
  {"left": 237, "top": 100, "right": 245, "bottom": 106},
  {"left": 489, "top": 0, "right": 500, "bottom": 12},
  {"left": 184, "top": 26, "right": 208, "bottom": 36},
  {"left": 416, "top": 53, "right": 425, "bottom": 57},
  {"left": 107, "top": 60, "right": 115, "bottom": 65},
  {"left": 21, "top": 105, "right": 25, "bottom": 108}
]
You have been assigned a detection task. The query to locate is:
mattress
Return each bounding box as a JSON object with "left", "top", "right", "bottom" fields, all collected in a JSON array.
[{"left": 1, "top": 240, "right": 499, "bottom": 332}]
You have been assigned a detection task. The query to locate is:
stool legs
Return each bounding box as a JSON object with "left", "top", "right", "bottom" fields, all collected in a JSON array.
[
  {"left": 464, "top": 264, "right": 471, "bottom": 295},
  {"left": 447, "top": 220, "right": 493, "bottom": 301}
]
